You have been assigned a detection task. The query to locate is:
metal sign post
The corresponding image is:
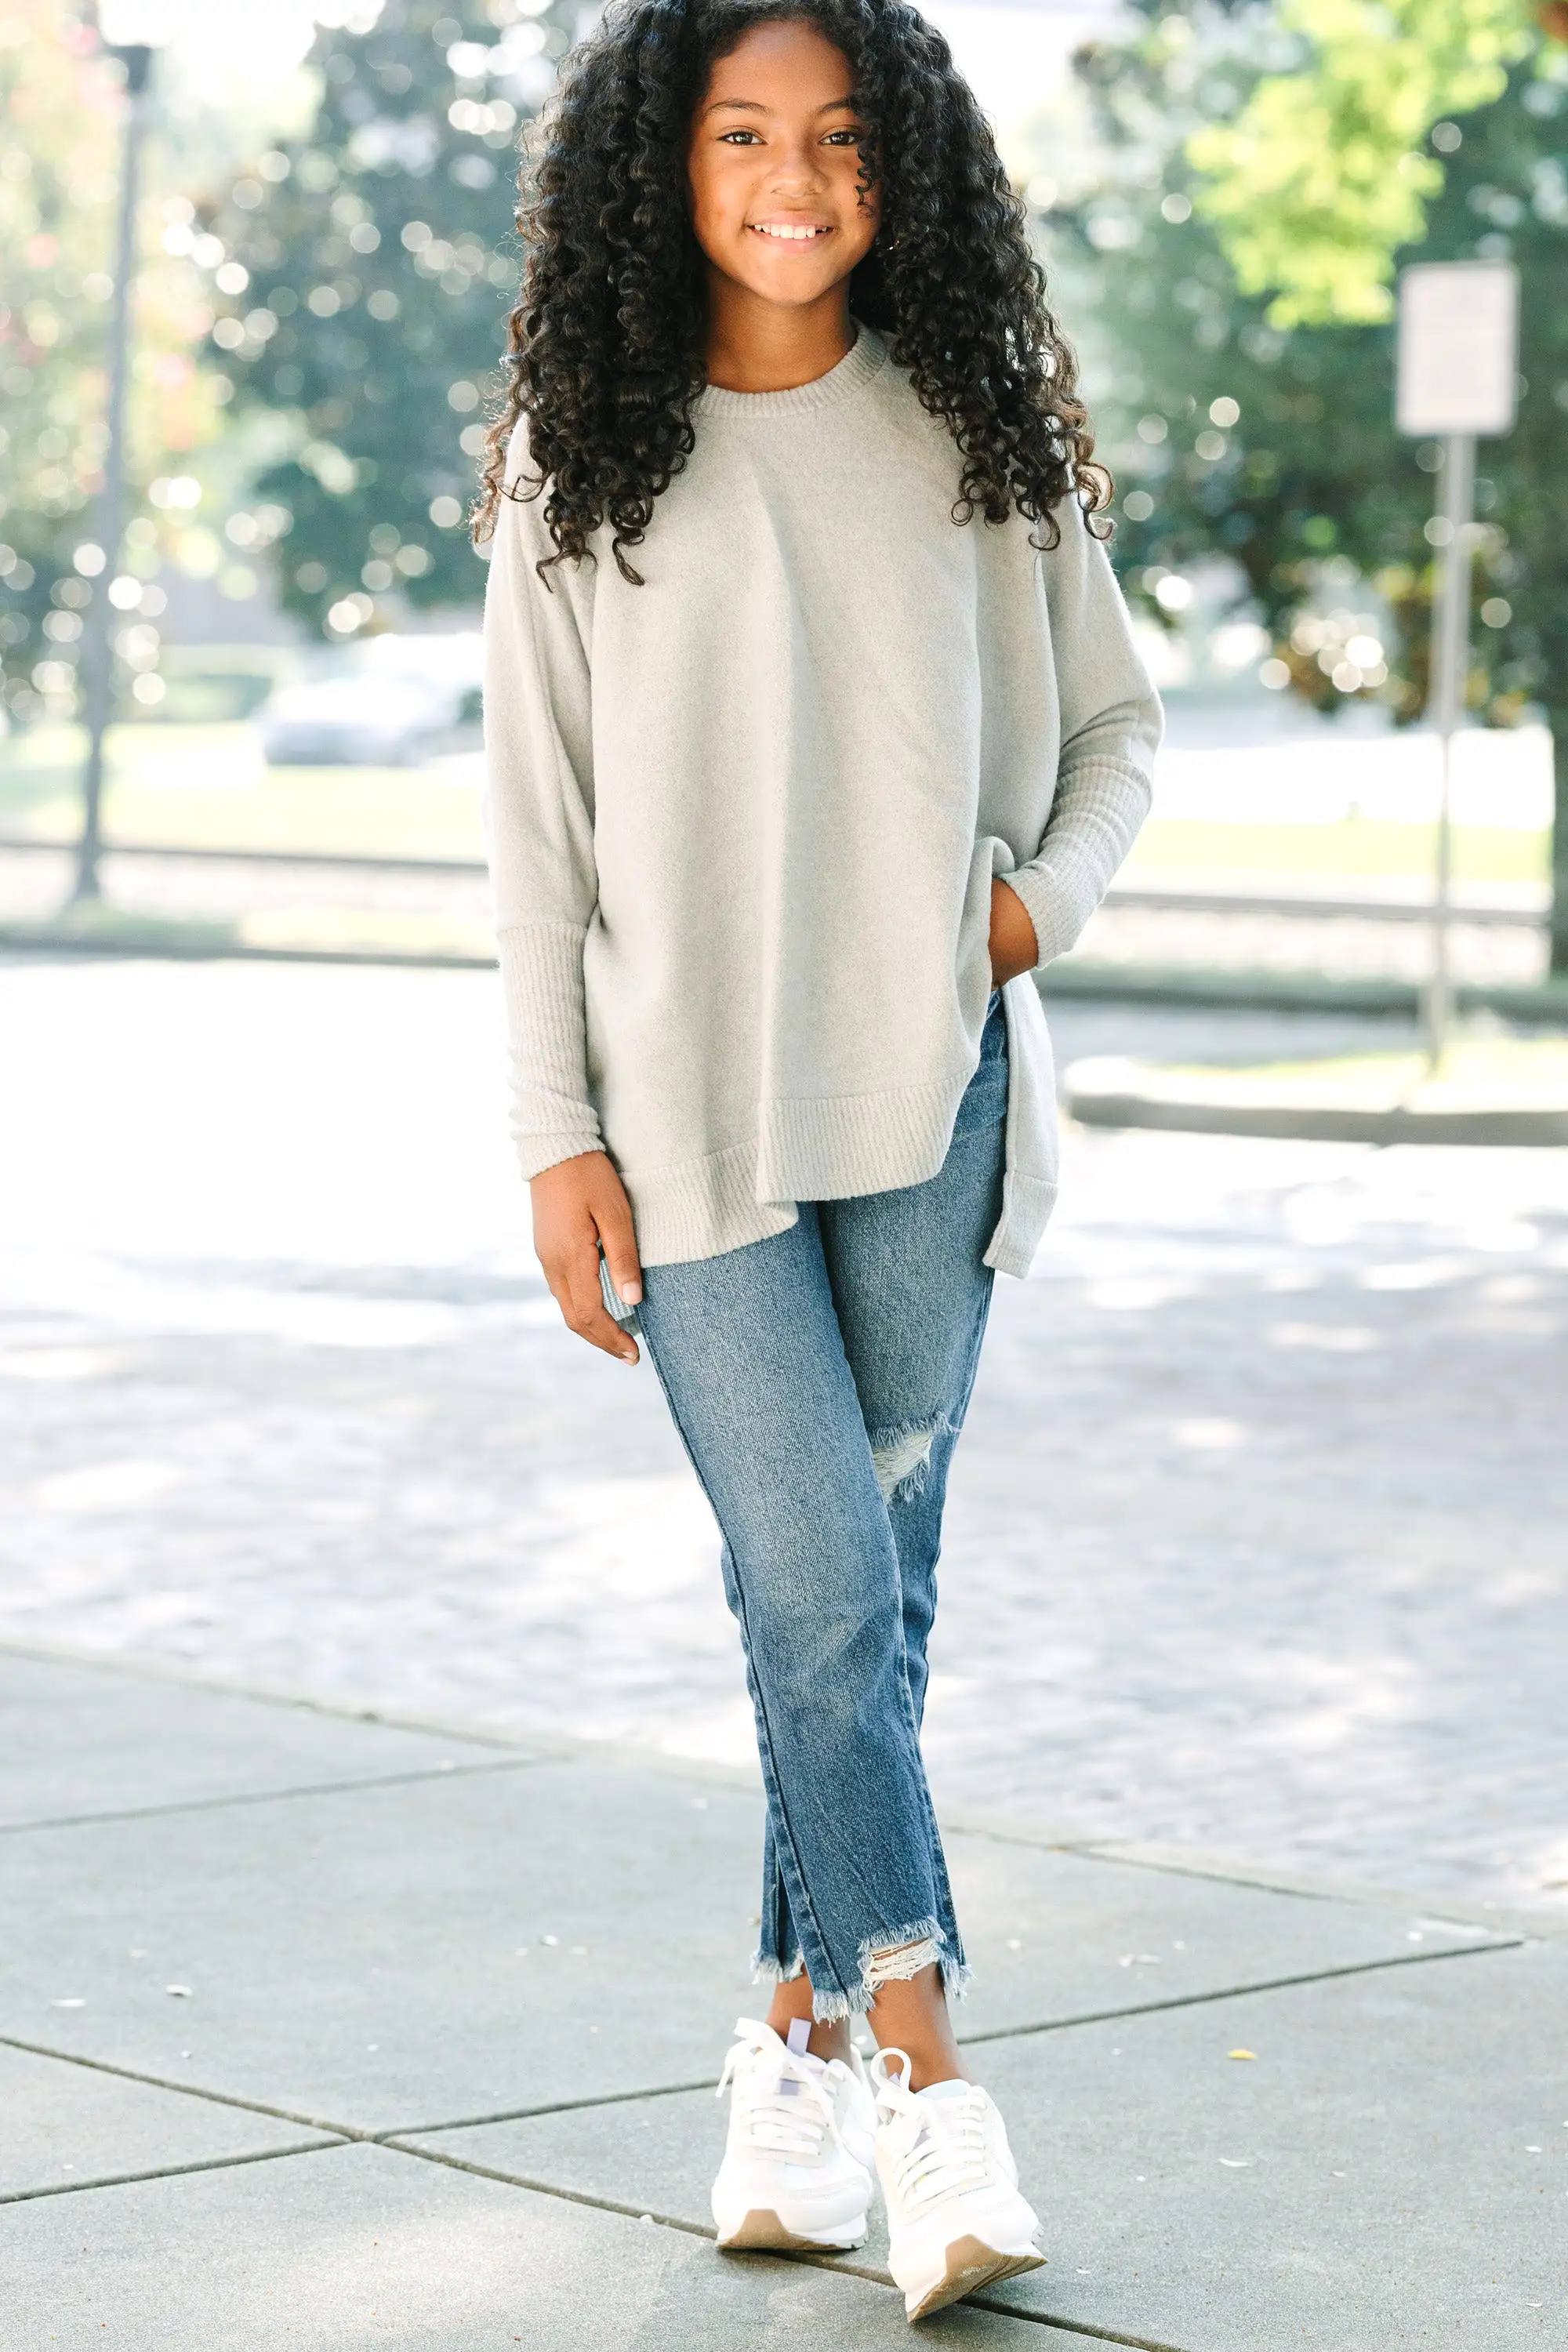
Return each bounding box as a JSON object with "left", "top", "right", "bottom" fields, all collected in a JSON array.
[
  {"left": 73, "top": 42, "right": 153, "bottom": 903},
  {"left": 1395, "top": 261, "right": 1519, "bottom": 1067},
  {"left": 73, "top": 2, "right": 177, "bottom": 904}
]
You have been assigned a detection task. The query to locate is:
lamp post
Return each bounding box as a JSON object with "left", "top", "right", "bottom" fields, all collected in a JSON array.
[
  {"left": 72, "top": 0, "right": 176, "bottom": 905},
  {"left": 1394, "top": 261, "right": 1519, "bottom": 1067}
]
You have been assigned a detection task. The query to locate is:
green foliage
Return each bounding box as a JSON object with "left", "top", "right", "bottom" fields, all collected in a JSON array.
[
  {"left": 1189, "top": 0, "right": 1534, "bottom": 325},
  {"left": 1067, "top": 7, "right": 1568, "bottom": 957},
  {"left": 1068, "top": 16, "right": 1568, "bottom": 731},
  {"left": 206, "top": 0, "right": 573, "bottom": 640}
]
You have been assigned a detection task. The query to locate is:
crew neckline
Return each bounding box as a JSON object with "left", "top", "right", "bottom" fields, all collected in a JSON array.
[{"left": 695, "top": 325, "right": 886, "bottom": 419}]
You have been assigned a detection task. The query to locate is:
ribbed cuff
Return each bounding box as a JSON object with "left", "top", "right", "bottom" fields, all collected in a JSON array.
[
  {"left": 1000, "top": 854, "right": 1096, "bottom": 969},
  {"left": 517, "top": 1134, "right": 604, "bottom": 1183},
  {"left": 495, "top": 920, "right": 602, "bottom": 1179},
  {"left": 1004, "top": 754, "right": 1153, "bottom": 967}
]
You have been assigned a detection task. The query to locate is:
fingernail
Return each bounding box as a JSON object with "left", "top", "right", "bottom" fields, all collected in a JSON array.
[{"left": 622, "top": 1281, "right": 643, "bottom": 1305}]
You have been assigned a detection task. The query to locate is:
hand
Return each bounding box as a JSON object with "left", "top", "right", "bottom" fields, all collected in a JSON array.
[
  {"left": 989, "top": 879, "right": 1038, "bottom": 987},
  {"left": 529, "top": 1151, "right": 643, "bottom": 1365}
]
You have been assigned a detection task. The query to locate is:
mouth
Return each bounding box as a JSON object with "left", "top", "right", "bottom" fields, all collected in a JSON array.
[{"left": 747, "top": 220, "right": 833, "bottom": 242}]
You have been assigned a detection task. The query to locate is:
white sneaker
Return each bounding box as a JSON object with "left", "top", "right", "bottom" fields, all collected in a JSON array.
[
  {"left": 710, "top": 2017, "right": 877, "bottom": 2252},
  {"left": 871, "top": 2049, "right": 1045, "bottom": 2320}
]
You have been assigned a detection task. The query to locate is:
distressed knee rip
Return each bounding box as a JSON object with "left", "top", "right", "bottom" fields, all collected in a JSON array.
[{"left": 869, "top": 1417, "right": 945, "bottom": 1504}]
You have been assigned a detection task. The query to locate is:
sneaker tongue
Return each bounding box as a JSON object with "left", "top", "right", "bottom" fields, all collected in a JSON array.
[
  {"left": 916, "top": 2079, "right": 972, "bottom": 2103},
  {"left": 778, "top": 2050, "right": 826, "bottom": 2096}
]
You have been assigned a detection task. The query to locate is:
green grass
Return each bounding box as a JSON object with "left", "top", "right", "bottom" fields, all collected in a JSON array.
[
  {"left": 0, "top": 723, "right": 486, "bottom": 862},
  {"left": 1127, "top": 818, "right": 1549, "bottom": 887},
  {"left": 2, "top": 724, "right": 1552, "bottom": 884}
]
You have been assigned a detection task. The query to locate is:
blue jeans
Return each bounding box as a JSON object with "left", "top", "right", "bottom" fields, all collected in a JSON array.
[{"left": 636, "top": 997, "right": 1007, "bottom": 2020}]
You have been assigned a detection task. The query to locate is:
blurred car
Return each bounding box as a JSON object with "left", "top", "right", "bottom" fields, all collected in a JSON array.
[
  {"left": 359, "top": 630, "right": 483, "bottom": 693},
  {"left": 260, "top": 634, "right": 484, "bottom": 765}
]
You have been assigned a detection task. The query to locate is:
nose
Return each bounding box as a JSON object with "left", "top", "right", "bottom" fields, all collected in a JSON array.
[{"left": 768, "top": 134, "right": 828, "bottom": 194}]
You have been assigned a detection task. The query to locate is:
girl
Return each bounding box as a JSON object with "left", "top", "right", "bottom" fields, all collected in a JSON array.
[{"left": 476, "top": 0, "right": 1159, "bottom": 2320}]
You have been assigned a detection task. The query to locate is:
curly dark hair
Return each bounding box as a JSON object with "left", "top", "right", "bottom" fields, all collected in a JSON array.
[{"left": 474, "top": 0, "right": 1109, "bottom": 581}]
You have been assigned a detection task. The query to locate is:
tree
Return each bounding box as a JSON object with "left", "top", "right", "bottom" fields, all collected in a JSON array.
[
  {"left": 204, "top": 0, "right": 575, "bottom": 642},
  {"left": 0, "top": 2, "right": 227, "bottom": 724},
  {"left": 1062, "top": 7, "right": 1568, "bottom": 967},
  {"left": 1189, "top": 0, "right": 1533, "bottom": 325}
]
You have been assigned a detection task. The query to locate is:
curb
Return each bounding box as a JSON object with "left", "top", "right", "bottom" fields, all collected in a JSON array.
[
  {"left": 1065, "top": 1059, "right": 1568, "bottom": 1146},
  {"left": 1039, "top": 960, "right": 1568, "bottom": 1023},
  {"left": 0, "top": 926, "right": 496, "bottom": 971}
]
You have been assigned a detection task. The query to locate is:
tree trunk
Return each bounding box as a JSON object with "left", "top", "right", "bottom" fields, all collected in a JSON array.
[{"left": 1551, "top": 710, "right": 1568, "bottom": 977}]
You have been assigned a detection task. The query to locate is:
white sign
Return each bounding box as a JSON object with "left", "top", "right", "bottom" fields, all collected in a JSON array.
[{"left": 1396, "top": 262, "right": 1519, "bottom": 437}]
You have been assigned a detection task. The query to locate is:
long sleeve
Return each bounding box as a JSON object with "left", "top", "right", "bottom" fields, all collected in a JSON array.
[
  {"left": 1000, "top": 501, "right": 1162, "bottom": 969},
  {"left": 481, "top": 463, "right": 603, "bottom": 1180}
]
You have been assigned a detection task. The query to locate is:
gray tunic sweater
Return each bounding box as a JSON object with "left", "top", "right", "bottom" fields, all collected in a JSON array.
[{"left": 482, "top": 328, "right": 1160, "bottom": 1276}]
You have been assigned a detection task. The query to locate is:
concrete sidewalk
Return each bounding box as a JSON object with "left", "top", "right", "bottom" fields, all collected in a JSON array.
[{"left": 2, "top": 1646, "right": 1563, "bottom": 2350}]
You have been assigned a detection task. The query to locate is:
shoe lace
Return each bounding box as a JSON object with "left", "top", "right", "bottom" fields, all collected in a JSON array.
[
  {"left": 717, "top": 2021, "right": 845, "bottom": 2165},
  {"left": 873, "top": 2054, "right": 992, "bottom": 2209}
]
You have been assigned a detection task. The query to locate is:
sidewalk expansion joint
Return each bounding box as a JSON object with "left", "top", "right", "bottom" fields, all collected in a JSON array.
[
  {"left": 0, "top": 1754, "right": 549, "bottom": 1840},
  {"left": 379, "top": 2137, "right": 1196, "bottom": 2350},
  {"left": 376, "top": 2074, "right": 721, "bottom": 2140},
  {"left": 0, "top": 2034, "right": 372, "bottom": 2143},
  {"left": 372, "top": 1936, "right": 1526, "bottom": 2143},
  {"left": 967, "top": 2297, "right": 1198, "bottom": 2350},
  {"left": 0, "top": 1637, "right": 559, "bottom": 1758},
  {"left": 1060, "top": 1836, "right": 1501, "bottom": 1919},
  {"left": 0, "top": 2140, "right": 343, "bottom": 2208},
  {"left": 379, "top": 2135, "right": 716, "bottom": 2241},
  {"left": 957, "top": 1935, "right": 1526, "bottom": 2053},
  {"left": 956, "top": 1827, "right": 1336, "bottom": 1906}
]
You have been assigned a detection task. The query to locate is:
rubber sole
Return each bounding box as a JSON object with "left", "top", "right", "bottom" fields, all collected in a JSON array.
[
  {"left": 716, "top": 2207, "right": 869, "bottom": 2253},
  {"left": 904, "top": 2235, "right": 1046, "bottom": 2321}
]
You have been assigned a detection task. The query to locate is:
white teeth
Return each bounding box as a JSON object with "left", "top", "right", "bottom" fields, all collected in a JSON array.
[{"left": 753, "top": 223, "right": 826, "bottom": 240}]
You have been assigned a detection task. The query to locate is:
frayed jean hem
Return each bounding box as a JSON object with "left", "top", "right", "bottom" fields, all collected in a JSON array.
[
  {"left": 767, "top": 1918, "right": 971, "bottom": 2024},
  {"left": 750, "top": 1949, "right": 807, "bottom": 1985}
]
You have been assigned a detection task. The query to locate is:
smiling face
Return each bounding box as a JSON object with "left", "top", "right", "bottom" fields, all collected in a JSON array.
[{"left": 687, "top": 20, "right": 880, "bottom": 318}]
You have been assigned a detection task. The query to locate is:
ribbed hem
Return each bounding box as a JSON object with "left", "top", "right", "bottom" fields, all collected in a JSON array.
[
  {"left": 694, "top": 325, "right": 887, "bottom": 420},
  {"left": 984, "top": 1170, "right": 1058, "bottom": 1279},
  {"left": 495, "top": 920, "right": 603, "bottom": 1180},
  {"left": 620, "top": 1068, "right": 972, "bottom": 1269},
  {"left": 621, "top": 1038, "right": 1065, "bottom": 1274},
  {"left": 755, "top": 1071, "right": 967, "bottom": 1203},
  {"left": 622, "top": 1137, "right": 799, "bottom": 1269}
]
